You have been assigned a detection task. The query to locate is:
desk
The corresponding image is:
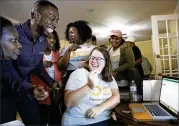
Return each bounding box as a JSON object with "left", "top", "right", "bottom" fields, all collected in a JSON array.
[{"left": 114, "top": 103, "right": 177, "bottom": 126}]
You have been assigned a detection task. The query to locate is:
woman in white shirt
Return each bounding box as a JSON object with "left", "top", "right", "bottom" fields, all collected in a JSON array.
[
  {"left": 62, "top": 47, "right": 120, "bottom": 126},
  {"left": 58, "top": 21, "right": 95, "bottom": 83}
]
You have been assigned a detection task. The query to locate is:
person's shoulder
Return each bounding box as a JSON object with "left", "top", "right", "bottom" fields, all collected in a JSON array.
[
  {"left": 61, "top": 44, "right": 71, "bottom": 51},
  {"left": 80, "top": 43, "right": 95, "bottom": 48},
  {"left": 134, "top": 45, "right": 140, "bottom": 50},
  {"left": 14, "top": 22, "right": 27, "bottom": 38},
  {"left": 90, "top": 44, "right": 96, "bottom": 48},
  {"left": 14, "top": 19, "right": 30, "bottom": 34},
  {"left": 74, "top": 68, "right": 88, "bottom": 74},
  {"left": 71, "top": 68, "right": 89, "bottom": 78},
  {"left": 105, "top": 76, "right": 118, "bottom": 87},
  {"left": 120, "top": 42, "right": 131, "bottom": 49},
  {"left": 14, "top": 23, "right": 22, "bottom": 31}
]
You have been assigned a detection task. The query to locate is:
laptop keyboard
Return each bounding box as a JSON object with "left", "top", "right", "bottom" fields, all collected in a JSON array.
[{"left": 144, "top": 104, "right": 170, "bottom": 116}]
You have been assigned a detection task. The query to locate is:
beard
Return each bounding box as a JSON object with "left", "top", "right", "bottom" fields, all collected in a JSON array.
[{"left": 36, "top": 25, "right": 46, "bottom": 37}]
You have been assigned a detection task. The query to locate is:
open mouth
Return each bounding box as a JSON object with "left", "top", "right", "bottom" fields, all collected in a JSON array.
[
  {"left": 91, "top": 63, "right": 99, "bottom": 68},
  {"left": 46, "top": 27, "right": 54, "bottom": 34}
]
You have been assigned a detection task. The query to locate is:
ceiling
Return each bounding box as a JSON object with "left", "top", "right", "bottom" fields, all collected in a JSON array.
[{"left": 0, "top": 0, "right": 178, "bottom": 45}]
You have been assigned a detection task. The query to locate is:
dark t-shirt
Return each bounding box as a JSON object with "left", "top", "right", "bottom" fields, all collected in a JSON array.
[{"left": 132, "top": 46, "right": 144, "bottom": 78}]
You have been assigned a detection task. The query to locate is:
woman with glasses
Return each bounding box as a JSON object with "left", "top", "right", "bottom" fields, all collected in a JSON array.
[{"left": 62, "top": 47, "right": 120, "bottom": 126}]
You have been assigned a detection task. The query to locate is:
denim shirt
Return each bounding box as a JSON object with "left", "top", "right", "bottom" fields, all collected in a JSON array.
[{"left": 1, "top": 19, "right": 54, "bottom": 93}]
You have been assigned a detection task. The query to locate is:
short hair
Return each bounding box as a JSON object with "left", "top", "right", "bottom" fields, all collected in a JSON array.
[
  {"left": 31, "top": 0, "right": 58, "bottom": 18},
  {"left": 84, "top": 47, "right": 113, "bottom": 82},
  {"left": 52, "top": 30, "right": 60, "bottom": 51},
  {"left": 91, "top": 35, "right": 96, "bottom": 42},
  {"left": 0, "top": 16, "right": 14, "bottom": 39},
  {"left": 65, "top": 20, "right": 92, "bottom": 42}
]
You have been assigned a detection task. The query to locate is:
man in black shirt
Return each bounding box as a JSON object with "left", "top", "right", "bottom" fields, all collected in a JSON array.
[{"left": 126, "top": 36, "right": 144, "bottom": 99}]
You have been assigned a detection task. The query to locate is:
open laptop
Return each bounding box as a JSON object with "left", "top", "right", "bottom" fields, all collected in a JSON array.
[{"left": 129, "top": 76, "right": 178, "bottom": 121}]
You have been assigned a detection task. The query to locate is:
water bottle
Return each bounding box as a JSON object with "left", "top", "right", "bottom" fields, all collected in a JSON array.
[{"left": 130, "top": 80, "right": 138, "bottom": 102}]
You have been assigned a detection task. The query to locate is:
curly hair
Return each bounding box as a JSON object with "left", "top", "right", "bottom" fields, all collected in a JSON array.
[
  {"left": 52, "top": 30, "right": 60, "bottom": 51},
  {"left": 65, "top": 20, "right": 92, "bottom": 43}
]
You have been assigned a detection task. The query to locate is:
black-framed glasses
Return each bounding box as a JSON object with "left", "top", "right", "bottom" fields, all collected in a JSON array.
[{"left": 89, "top": 56, "right": 105, "bottom": 61}]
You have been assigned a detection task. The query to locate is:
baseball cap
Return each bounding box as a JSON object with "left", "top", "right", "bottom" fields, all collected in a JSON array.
[
  {"left": 125, "top": 36, "right": 136, "bottom": 42},
  {"left": 109, "top": 30, "right": 122, "bottom": 38}
]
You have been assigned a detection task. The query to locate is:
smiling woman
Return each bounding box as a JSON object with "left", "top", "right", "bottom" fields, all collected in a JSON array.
[
  {"left": 0, "top": 16, "right": 22, "bottom": 60},
  {"left": 62, "top": 47, "right": 120, "bottom": 126}
]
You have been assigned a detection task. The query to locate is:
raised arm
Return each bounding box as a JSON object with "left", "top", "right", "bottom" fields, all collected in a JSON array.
[{"left": 58, "top": 44, "right": 80, "bottom": 70}]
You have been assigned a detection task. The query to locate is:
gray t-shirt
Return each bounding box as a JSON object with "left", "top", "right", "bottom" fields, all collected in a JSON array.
[
  {"left": 62, "top": 68, "right": 118, "bottom": 126},
  {"left": 60, "top": 43, "right": 95, "bottom": 70}
]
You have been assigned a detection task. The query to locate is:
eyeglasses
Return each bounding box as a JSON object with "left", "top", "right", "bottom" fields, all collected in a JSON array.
[{"left": 89, "top": 56, "right": 105, "bottom": 61}]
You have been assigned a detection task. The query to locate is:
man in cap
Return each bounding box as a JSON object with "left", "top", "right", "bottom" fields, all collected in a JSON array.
[{"left": 108, "top": 30, "right": 135, "bottom": 81}]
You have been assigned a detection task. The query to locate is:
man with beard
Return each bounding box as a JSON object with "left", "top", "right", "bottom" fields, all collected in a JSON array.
[{"left": 1, "top": 0, "right": 60, "bottom": 125}]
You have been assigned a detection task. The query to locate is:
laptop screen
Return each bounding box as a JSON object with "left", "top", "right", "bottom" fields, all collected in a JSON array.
[{"left": 160, "top": 77, "right": 179, "bottom": 115}]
